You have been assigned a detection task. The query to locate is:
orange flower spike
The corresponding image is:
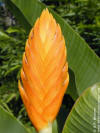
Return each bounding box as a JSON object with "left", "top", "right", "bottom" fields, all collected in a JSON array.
[{"left": 18, "top": 9, "right": 69, "bottom": 133}]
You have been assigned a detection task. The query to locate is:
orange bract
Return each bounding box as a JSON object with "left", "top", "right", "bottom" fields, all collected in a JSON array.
[{"left": 18, "top": 8, "right": 69, "bottom": 131}]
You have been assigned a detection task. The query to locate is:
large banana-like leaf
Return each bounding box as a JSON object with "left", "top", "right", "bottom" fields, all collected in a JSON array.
[
  {"left": 63, "top": 83, "right": 100, "bottom": 133},
  {"left": 6, "top": 0, "right": 100, "bottom": 100},
  {"left": 0, "top": 105, "right": 29, "bottom": 133},
  {"left": 0, "top": 105, "right": 58, "bottom": 133}
]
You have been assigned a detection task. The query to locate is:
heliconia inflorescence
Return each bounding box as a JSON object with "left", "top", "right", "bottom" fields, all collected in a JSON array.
[{"left": 18, "top": 8, "right": 69, "bottom": 133}]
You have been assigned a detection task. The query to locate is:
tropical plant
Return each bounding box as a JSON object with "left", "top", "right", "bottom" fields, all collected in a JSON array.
[{"left": 0, "top": 0, "right": 100, "bottom": 133}]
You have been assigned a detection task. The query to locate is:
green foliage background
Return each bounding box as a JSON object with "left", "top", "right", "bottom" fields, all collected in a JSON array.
[
  {"left": 43, "top": 0, "right": 100, "bottom": 56},
  {"left": 0, "top": 0, "right": 100, "bottom": 132}
]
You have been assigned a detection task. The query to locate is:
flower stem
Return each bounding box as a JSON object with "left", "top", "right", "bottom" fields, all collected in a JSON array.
[{"left": 39, "top": 123, "right": 52, "bottom": 133}]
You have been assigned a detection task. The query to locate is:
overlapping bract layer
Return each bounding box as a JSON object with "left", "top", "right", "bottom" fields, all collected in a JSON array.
[{"left": 18, "top": 9, "right": 69, "bottom": 131}]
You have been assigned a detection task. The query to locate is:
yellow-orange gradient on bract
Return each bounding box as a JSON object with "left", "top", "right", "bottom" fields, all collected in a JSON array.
[{"left": 18, "top": 8, "right": 69, "bottom": 131}]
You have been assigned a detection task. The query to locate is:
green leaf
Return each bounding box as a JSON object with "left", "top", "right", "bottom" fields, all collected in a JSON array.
[
  {"left": 0, "top": 102, "right": 58, "bottom": 133},
  {"left": 4, "top": 65, "right": 21, "bottom": 77},
  {"left": 52, "top": 120, "right": 58, "bottom": 133},
  {"left": 0, "top": 100, "right": 12, "bottom": 113},
  {"left": 0, "top": 31, "right": 10, "bottom": 40},
  {"left": 27, "top": 127, "right": 37, "bottom": 133},
  {"left": 6, "top": 26, "right": 26, "bottom": 34},
  {"left": 6, "top": 0, "right": 100, "bottom": 100},
  {"left": 62, "top": 83, "right": 100, "bottom": 133},
  {"left": 4, "top": 93, "right": 16, "bottom": 103},
  {"left": 0, "top": 105, "right": 30, "bottom": 133}
]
